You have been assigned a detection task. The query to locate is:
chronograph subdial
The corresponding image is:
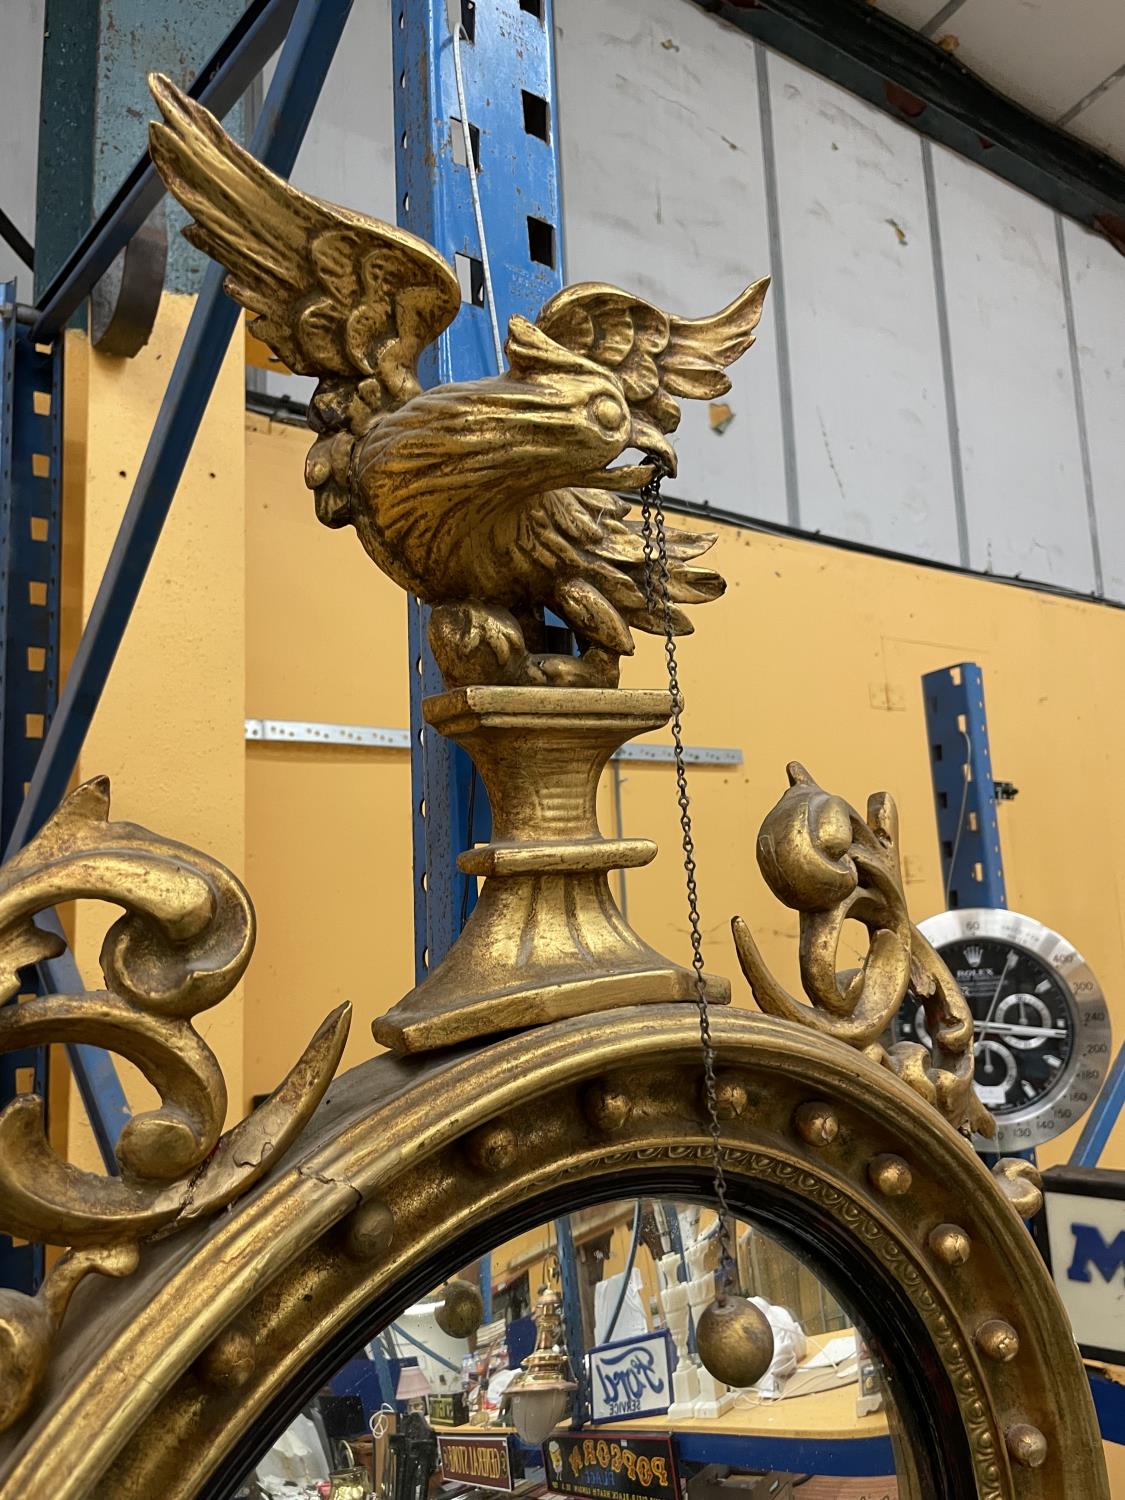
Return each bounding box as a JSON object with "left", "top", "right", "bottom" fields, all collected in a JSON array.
[
  {"left": 894, "top": 933, "right": 1073, "bottom": 1116},
  {"left": 973, "top": 1039, "right": 1018, "bottom": 1108},
  {"left": 993, "top": 993, "right": 1054, "bottom": 1049},
  {"left": 889, "top": 909, "right": 1112, "bottom": 1152}
]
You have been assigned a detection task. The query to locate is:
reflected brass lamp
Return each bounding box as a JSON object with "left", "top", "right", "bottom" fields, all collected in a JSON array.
[{"left": 504, "top": 1286, "right": 577, "bottom": 1447}]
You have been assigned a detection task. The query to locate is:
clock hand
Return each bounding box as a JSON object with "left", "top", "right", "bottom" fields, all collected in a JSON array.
[
  {"left": 974, "top": 1020, "right": 1066, "bottom": 1039},
  {"left": 980, "top": 951, "right": 1017, "bottom": 1030}
]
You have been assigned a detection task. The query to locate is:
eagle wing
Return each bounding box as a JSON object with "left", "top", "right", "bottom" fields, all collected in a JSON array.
[
  {"left": 148, "top": 73, "right": 460, "bottom": 522},
  {"left": 528, "top": 280, "right": 770, "bottom": 647},
  {"left": 536, "top": 278, "right": 769, "bottom": 460}
]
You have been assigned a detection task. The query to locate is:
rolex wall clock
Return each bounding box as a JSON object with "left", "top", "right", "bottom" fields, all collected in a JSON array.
[{"left": 893, "top": 908, "right": 1112, "bottom": 1152}]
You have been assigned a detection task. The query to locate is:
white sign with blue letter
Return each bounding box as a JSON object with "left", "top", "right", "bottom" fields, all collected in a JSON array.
[
  {"left": 587, "top": 1329, "right": 675, "bottom": 1424},
  {"left": 1038, "top": 1166, "right": 1125, "bottom": 1364}
]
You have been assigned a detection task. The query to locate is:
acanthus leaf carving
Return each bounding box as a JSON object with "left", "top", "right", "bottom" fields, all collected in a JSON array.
[
  {"left": 0, "top": 778, "right": 350, "bottom": 1431},
  {"left": 731, "top": 762, "right": 994, "bottom": 1140}
]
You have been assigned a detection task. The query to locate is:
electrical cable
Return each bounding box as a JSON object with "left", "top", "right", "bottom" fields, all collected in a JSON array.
[
  {"left": 944, "top": 727, "right": 973, "bottom": 908},
  {"left": 448, "top": 9, "right": 500, "bottom": 939},
  {"left": 603, "top": 1201, "right": 643, "bottom": 1343},
  {"left": 450, "top": 18, "right": 505, "bottom": 371}
]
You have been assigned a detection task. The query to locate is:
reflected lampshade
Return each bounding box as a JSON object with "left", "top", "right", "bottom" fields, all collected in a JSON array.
[{"left": 395, "top": 1360, "right": 431, "bottom": 1404}]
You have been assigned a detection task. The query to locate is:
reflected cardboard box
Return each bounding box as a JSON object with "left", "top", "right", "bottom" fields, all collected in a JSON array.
[{"left": 430, "top": 1391, "right": 471, "bottom": 1427}]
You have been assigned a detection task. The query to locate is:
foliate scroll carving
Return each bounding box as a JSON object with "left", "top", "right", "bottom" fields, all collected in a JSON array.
[
  {"left": 732, "top": 762, "right": 994, "bottom": 1140},
  {"left": 0, "top": 778, "right": 350, "bottom": 1430}
]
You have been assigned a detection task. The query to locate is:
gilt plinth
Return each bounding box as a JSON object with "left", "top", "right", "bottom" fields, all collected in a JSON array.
[{"left": 372, "top": 686, "right": 730, "bottom": 1054}]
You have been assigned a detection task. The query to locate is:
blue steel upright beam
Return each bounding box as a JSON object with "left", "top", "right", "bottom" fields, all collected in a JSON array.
[
  {"left": 7, "top": 0, "right": 354, "bottom": 870},
  {"left": 1070, "top": 1044, "right": 1125, "bottom": 1167},
  {"left": 395, "top": 0, "right": 564, "bottom": 980},
  {"left": 923, "top": 663, "right": 1042, "bottom": 1173},
  {"left": 0, "top": 290, "right": 61, "bottom": 855},
  {"left": 553, "top": 1211, "right": 590, "bottom": 1428},
  {"left": 923, "top": 662, "right": 1007, "bottom": 911},
  {"left": 0, "top": 281, "right": 59, "bottom": 1288},
  {"left": 1, "top": 0, "right": 355, "bottom": 1168}
]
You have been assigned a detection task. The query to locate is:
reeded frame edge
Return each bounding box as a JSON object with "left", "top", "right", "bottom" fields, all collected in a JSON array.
[{"left": 0, "top": 1007, "right": 1106, "bottom": 1499}]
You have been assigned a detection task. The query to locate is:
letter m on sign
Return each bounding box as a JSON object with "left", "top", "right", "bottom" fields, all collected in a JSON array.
[{"left": 1068, "top": 1222, "right": 1125, "bottom": 1283}]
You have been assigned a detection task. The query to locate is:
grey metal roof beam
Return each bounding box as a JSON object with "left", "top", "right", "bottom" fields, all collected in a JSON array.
[{"left": 694, "top": 0, "right": 1125, "bottom": 254}]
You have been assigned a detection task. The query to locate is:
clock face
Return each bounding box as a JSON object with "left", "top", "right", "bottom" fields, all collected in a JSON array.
[{"left": 891, "top": 909, "right": 1112, "bottom": 1151}]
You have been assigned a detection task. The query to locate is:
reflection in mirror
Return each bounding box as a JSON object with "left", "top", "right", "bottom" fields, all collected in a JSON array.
[{"left": 236, "top": 1201, "right": 914, "bottom": 1500}]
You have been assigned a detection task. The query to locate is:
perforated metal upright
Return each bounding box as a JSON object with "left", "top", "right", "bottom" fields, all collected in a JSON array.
[
  {"left": 922, "top": 662, "right": 1007, "bottom": 910},
  {"left": 394, "top": 0, "right": 565, "bottom": 979},
  {"left": 0, "top": 281, "right": 63, "bottom": 1289},
  {"left": 922, "top": 662, "right": 1040, "bottom": 1173}
]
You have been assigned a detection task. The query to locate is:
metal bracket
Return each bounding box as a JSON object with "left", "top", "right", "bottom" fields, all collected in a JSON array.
[
  {"left": 245, "top": 717, "right": 742, "bottom": 766},
  {"left": 1070, "top": 1042, "right": 1125, "bottom": 1169}
]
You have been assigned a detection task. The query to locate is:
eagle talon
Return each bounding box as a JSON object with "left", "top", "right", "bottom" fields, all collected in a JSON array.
[{"left": 429, "top": 604, "right": 620, "bottom": 689}]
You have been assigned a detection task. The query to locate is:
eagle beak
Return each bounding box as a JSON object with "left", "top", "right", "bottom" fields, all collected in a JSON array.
[
  {"left": 643, "top": 433, "right": 678, "bottom": 480},
  {"left": 575, "top": 431, "right": 678, "bottom": 492}
]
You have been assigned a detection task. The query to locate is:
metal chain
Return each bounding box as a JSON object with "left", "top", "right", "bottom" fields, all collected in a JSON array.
[{"left": 639, "top": 470, "right": 733, "bottom": 1300}]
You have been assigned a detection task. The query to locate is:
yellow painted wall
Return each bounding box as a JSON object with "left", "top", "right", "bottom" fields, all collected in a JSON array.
[
  {"left": 244, "top": 413, "right": 414, "bottom": 1097},
  {"left": 62, "top": 296, "right": 246, "bottom": 1166},
  {"left": 243, "top": 414, "right": 1125, "bottom": 1179}
]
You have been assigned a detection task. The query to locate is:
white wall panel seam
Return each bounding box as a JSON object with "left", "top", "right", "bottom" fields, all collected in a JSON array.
[
  {"left": 755, "top": 43, "right": 801, "bottom": 528},
  {"left": 920, "top": 138, "right": 971, "bottom": 568},
  {"left": 931, "top": 143, "right": 1093, "bottom": 593},
  {"left": 1054, "top": 212, "right": 1105, "bottom": 597}
]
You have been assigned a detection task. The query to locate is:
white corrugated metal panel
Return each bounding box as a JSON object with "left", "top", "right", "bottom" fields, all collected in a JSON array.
[
  {"left": 555, "top": 0, "right": 788, "bottom": 523},
  {"left": 286, "top": 0, "right": 396, "bottom": 221},
  {"left": 1063, "top": 219, "right": 1125, "bottom": 603},
  {"left": 769, "top": 53, "right": 960, "bottom": 559},
  {"left": 0, "top": 0, "right": 43, "bottom": 286},
  {"left": 933, "top": 144, "right": 1095, "bottom": 594}
]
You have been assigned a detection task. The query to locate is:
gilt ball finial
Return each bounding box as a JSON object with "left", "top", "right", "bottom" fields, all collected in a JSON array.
[{"left": 696, "top": 1295, "right": 774, "bottom": 1389}]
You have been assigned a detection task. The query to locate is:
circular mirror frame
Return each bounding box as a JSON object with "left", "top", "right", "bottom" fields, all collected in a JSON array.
[{"left": 0, "top": 1007, "right": 1106, "bottom": 1498}]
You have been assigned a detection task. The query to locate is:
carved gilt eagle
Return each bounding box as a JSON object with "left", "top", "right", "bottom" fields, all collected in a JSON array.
[{"left": 148, "top": 74, "right": 769, "bottom": 686}]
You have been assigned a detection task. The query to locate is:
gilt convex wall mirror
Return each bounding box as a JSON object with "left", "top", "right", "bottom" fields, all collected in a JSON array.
[{"left": 0, "top": 72, "right": 1108, "bottom": 1500}]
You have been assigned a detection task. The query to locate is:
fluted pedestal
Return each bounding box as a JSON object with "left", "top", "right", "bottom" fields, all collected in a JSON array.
[{"left": 372, "top": 686, "right": 729, "bottom": 1053}]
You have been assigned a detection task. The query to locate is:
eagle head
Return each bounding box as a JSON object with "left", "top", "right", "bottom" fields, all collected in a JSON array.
[{"left": 351, "top": 316, "right": 675, "bottom": 525}]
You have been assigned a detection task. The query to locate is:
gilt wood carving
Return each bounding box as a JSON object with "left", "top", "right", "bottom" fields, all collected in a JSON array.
[
  {"left": 149, "top": 74, "right": 765, "bottom": 692},
  {"left": 0, "top": 1012, "right": 1106, "bottom": 1497},
  {"left": 0, "top": 66, "right": 1107, "bottom": 1500}
]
